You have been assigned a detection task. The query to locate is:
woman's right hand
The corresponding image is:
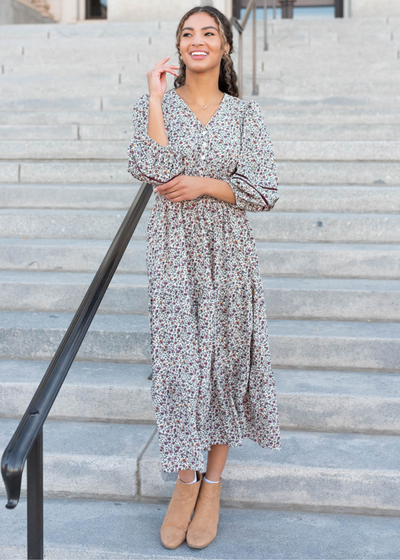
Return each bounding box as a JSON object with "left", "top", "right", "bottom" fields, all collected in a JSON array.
[{"left": 147, "top": 57, "right": 179, "bottom": 100}]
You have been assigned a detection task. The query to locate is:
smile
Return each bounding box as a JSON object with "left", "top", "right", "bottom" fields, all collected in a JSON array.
[{"left": 190, "top": 51, "right": 208, "bottom": 59}]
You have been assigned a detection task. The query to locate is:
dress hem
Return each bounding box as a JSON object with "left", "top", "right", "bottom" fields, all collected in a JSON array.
[{"left": 158, "top": 434, "right": 282, "bottom": 482}]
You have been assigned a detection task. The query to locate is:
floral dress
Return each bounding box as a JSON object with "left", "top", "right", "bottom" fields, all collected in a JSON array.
[{"left": 127, "top": 88, "right": 281, "bottom": 481}]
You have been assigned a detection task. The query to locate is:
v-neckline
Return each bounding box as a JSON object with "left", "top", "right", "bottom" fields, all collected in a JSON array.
[{"left": 172, "top": 88, "right": 226, "bottom": 129}]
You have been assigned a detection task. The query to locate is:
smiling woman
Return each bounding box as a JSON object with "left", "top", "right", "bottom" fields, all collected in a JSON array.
[{"left": 127, "top": 5, "right": 281, "bottom": 551}]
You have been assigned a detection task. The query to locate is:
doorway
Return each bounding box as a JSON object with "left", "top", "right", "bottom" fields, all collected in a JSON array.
[{"left": 86, "top": 0, "right": 107, "bottom": 19}]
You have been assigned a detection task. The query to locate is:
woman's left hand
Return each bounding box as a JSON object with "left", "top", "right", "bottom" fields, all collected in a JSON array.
[{"left": 154, "top": 175, "right": 207, "bottom": 202}]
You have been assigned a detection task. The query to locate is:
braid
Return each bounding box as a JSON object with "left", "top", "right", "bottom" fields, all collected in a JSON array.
[{"left": 173, "top": 6, "right": 239, "bottom": 98}]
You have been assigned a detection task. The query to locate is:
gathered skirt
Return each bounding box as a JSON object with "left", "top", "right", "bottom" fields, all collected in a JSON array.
[{"left": 146, "top": 193, "right": 281, "bottom": 482}]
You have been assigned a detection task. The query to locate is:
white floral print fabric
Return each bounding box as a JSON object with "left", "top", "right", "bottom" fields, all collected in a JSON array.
[{"left": 128, "top": 88, "right": 281, "bottom": 481}]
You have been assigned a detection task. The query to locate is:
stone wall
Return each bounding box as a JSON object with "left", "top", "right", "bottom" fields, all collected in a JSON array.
[
  {"left": 0, "top": 0, "right": 54, "bottom": 24},
  {"left": 47, "top": 0, "right": 85, "bottom": 23},
  {"left": 351, "top": 0, "right": 400, "bottom": 17}
]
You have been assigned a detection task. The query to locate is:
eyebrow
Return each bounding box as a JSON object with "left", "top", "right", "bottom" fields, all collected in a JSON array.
[{"left": 181, "top": 26, "right": 218, "bottom": 32}]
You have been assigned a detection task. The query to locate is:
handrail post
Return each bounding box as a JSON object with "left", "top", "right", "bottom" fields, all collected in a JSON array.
[
  {"left": 252, "top": 0, "right": 258, "bottom": 95},
  {"left": 231, "top": 0, "right": 259, "bottom": 98},
  {"left": 264, "top": 0, "right": 269, "bottom": 51},
  {"left": 27, "top": 430, "right": 43, "bottom": 560},
  {"left": 238, "top": 30, "right": 243, "bottom": 98},
  {"left": 273, "top": 0, "right": 276, "bottom": 18}
]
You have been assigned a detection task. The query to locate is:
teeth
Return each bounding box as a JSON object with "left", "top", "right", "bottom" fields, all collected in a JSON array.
[{"left": 191, "top": 52, "right": 207, "bottom": 56}]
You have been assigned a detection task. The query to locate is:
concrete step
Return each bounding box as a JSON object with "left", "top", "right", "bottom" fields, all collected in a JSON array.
[
  {"left": 254, "top": 95, "right": 400, "bottom": 109},
  {"left": 0, "top": 81, "right": 141, "bottom": 100},
  {"left": 0, "top": 417, "right": 155, "bottom": 500},
  {"left": 0, "top": 98, "right": 101, "bottom": 113},
  {"left": 0, "top": 208, "right": 399, "bottom": 244},
  {"left": 0, "top": 238, "right": 400, "bottom": 280},
  {"left": 262, "top": 277, "right": 400, "bottom": 321},
  {"left": 0, "top": 183, "right": 141, "bottom": 209},
  {"left": 255, "top": 66, "right": 400, "bottom": 83},
  {"left": 0, "top": 78, "right": 398, "bottom": 100},
  {"left": 3, "top": 43, "right": 398, "bottom": 71},
  {"left": 1, "top": 359, "right": 400, "bottom": 434},
  {"left": 2, "top": 122, "right": 399, "bottom": 141},
  {"left": 1, "top": 140, "right": 399, "bottom": 162},
  {"left": 108, "top": 97, "right": 400, "bottom": 120},
  {"left": 1, "top": 160, "right": 399, "bottom": 185},
  {"left": 255, "top": 82, "right": 400, "bottom": 97},
  {"left": 1, "top": 184, "right": 399, "bottom": 214},
  {"left": 0, "top": 272, "right": 398, "bottom": 321},
  {"left": 249, "top": 212, "right": 400, "bottom": 243},
  {"left": 2, "top": 107, "right": 400, "bottom": 126},
  {"left": 0, "top": 124, "right": 79, "bottom": 140},
  {"left": 0, "top": 271, "right": 149, "bottom": 315},
  {"left": 2, "top": 39, "right": 396, "bottom": 62},
  {"left": 0, "top": 310, "right": 398, "bottom": 371},
  {"left": 143, "top": 429, "right": 400, "bottom": 515},
  {"left": 2, "top": 497, "right": 399, "bottom": 560},
  {"left": 1, "top": 417, "right": 400, "bottom": 514},
  {"left": 0, "top": 22, "right": 159, "bottom": 40},
  {"left": 2, "top": 43, "right": 398, "bottom": 63},
  {"left": 1, "top": 37, "right": 396, "bottom": 61},
  {"left": 0, "top": 238, "right": 398, "bottom": 279},
  {"left": 0, "top": 17, "right": 393, "bottom": 35},
  {"left": 0, "top": 123, "right": 398, "bottom": 142}
]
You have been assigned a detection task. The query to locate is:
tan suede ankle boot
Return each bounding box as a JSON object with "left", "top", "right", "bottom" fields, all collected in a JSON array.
[
  {"left": 160, "top": 470, "right": 203, "bottom": 549},
  {"left": 186, "top": 472, "right": 222, "bottom": 549}
]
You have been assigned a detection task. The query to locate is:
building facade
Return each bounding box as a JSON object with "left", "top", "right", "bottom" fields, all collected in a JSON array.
[{"left": 1, "top": 0, "right": 399, "bottom": 25}]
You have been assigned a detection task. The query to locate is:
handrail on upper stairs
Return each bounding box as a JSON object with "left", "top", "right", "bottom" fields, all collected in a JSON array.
[
  {"left": 1, "top": 181, "right": 153, "bottom": 560},
  {"left": 231, "top": 0, "right": 276, "bottom": 97}
]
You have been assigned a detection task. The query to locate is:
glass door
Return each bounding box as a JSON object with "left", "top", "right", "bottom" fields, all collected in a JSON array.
[{"left": 86, "top": 0, "right": 107, "bottom": 19}]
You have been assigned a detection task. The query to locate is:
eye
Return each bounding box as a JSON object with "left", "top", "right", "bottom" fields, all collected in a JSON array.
[{"left": 182, "top": 32, "right": 215, "bottom": 37}]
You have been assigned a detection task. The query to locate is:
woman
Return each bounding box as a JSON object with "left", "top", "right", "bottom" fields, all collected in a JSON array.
[{"left": 127, "top": 5, "right": 281, "bottom": 550}]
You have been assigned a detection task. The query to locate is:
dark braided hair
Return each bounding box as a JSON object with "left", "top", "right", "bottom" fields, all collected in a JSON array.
[{"left": 174, "top": 5, "right": 239, "bottom": 98}]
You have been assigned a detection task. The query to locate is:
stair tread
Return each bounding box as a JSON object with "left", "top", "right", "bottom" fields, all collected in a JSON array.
[
  {"left": 1, "top": 416, "right": 400, "bottom": 471},
  {"left": 0, "top": 359, "right": 399, "bottom": 400},
  {"left": 1, "top": 237, "right": 400, "bottom": 250},
  {"left": 1, "top": 497, "right": 399, "bottom": 560},
  {"left": 0, "top": 310, "right": 398, "bottom": 338},
  {"left": 0, "top": 270, "right": 399, "bottom": 291},
  {"left": 0, "top": 417, "right": 154, "bottom": 458},
  {"left": 1, "top": 208, "right": 400, "bottom": 218}
]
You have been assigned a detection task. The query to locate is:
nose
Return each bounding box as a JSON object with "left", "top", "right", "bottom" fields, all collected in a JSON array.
[{"left": 192, "top": 36, "right": 204, "bottom": 46}]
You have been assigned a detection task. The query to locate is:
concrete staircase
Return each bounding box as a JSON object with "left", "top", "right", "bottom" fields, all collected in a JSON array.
[{"left": 1, "top": 16, "right": 400, "bottom": 559}]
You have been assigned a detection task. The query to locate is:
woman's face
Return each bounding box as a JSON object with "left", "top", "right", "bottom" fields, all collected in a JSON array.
[{"left": 179, "top": 12, "right": 229, "bottom": 74}]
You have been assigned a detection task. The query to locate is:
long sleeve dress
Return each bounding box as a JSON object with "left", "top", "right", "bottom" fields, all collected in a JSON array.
[{"left": 127, "top": 88, "right": 282, "bottom": 481}]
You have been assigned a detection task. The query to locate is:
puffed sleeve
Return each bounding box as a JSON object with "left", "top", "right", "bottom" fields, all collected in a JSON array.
[
  {"left": 225, "top": 100, "right": 279, "bottom": 212},
  {"left": 127, "top": 93, "right": 185, "bottom": 187}
]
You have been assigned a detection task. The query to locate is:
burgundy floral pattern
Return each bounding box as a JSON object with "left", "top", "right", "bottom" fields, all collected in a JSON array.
[{"left": 127, "top": 88, "right": 281, "bottom": 481}]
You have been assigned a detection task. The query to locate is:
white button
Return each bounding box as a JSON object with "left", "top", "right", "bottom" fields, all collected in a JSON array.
[
  {"left": 201, "top": 155, "right": 205, "bottom": 160},
  {"left": 202, "top": 142, "right": 207, "bottom": 148},
  {"left": 202, "top": 130, "right": 207, "bottom": 135}
]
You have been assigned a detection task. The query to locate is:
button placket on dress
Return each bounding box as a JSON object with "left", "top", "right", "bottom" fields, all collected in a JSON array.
[{"left": 201, "top": 129, "right": 207, "bottom": 160}]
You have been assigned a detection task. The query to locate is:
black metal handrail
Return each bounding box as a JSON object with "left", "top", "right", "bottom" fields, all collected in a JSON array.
[{"left": 1, "top": 181, "right": 153, "bottom": 560}]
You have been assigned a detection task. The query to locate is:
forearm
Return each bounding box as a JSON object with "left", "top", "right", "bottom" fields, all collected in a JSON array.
[
  {"left": 204, "top": 177, "right": 236, "bottom": 205},
  {"left": 147, "top": 96, "right": 168, "bottom": 147}
]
